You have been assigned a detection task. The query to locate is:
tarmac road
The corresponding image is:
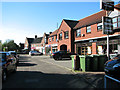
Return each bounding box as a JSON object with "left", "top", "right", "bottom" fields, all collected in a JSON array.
[{"left": 2, "top": 55, "right": 95, "bottom": 89}]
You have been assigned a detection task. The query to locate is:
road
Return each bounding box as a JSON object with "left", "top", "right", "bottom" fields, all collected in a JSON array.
[{"left": 2, "top": 55, "right": 94, "bottom": 89}]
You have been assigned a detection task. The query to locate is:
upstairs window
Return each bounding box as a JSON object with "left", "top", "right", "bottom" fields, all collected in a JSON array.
[
  {"left": 97, "top": 23, "right": 102, "bottom": 31},
  {"left": 52, "top": 36, "right": 54, "bottom": 41},
  {"left": 113, "top": 17, "right": 117, "bottom": 29},
  {"left": 76, "top": 29, "right": 81, "bottom": 37},
  {"left": 86, "top": 26, "right": 91, "bottom": 33},
  {"left": 64, "top": 31, "right": 69, "bottom": 39},
  {"left": 59, "top": 33, "right": 62, "bottom": 40}
]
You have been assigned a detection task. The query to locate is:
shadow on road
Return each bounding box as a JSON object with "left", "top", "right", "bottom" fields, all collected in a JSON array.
[
  {"left": 18, "top": 63, "right": 37, "bottom": 67},
  {"left": 2, "top": 71, "right": 95, "bottom": 89}
]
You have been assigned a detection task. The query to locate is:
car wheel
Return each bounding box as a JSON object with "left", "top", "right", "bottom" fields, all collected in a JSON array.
[
  {"left": 54, "top": 58, "right": 57, "bottom": 60},
  {"left": 58, "top": 56, "right": 62, "bottom": 60},
  {"left": 2, "top": 71, "right": 7, "bottom": 82}
]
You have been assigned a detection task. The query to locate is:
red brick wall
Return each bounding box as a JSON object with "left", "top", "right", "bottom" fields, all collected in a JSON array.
[
  {"left": 57, "top": 20, "right": 72, "bottom": 52},
  {"left": 75, "top": 24, "right": 120, "bottom": 41},
  {"left": 92, "top": 42, "right": 97, "bottom": 54}
]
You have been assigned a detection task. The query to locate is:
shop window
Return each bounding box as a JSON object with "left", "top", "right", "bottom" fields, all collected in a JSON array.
[
  {"left": 97, "top": 23, "right": 102, "bottom": 31},
  {"left": 76, "top": 29, "right": 81, "bottom": 37},
  {"left": 52, "top": 36, "right": 54, "bottom": 41},
  {"left": 64, "top": 31, "right": 69, "bottom": 39},
  {"left": 49, "top": 37, "right": 51, "bottom": 42},
  {"left": 81, "top": 47, "right": 88, "bottom": 55},
  {"left": 86, "top": 26, "right": 91, "bottom": 33},
  {"left": 59, "top": 33, "right": 62, "bottom": 40}
]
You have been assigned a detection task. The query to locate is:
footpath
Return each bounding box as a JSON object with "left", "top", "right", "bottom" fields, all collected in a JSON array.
[{"left": 73, "top": 71, "right": 105, "bottom": 88}]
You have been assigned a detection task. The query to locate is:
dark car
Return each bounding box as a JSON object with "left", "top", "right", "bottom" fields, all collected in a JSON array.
[
  {"left": 8, "top": 51, "right": 19, "bottom": 65},
  {"left": 51, "top": 51, "right": 77, "bottom": 60},
  {"left": 29, "top": 51, "right": 43, "bottom": 56},
  {"left": 104, "top": 54, "right": 120, "bottom": 77},
  {"left": 0, "top": 52, "right": 17, "bottom": 82}
]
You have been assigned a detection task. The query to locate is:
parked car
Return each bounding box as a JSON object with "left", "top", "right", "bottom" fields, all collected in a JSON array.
[
  {"left": 0, "top": 52, "right": 17, "bottom": 82},
  {"left": 51, "top": 51, "right": 77, "bottom": 60},
  {"left": 29, "top": 51, "right": 43, "bottom": 56},
  {"left": 104, "top": 54, "right": 120, "bottom": 77},
  {"left": 8, "top": 51, "right": 19, "bottom": 65}
]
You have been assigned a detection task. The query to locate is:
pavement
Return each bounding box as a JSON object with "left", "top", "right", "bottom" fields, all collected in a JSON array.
[{"left": 73, "top": 71, "right": 105, "bottom": 88}]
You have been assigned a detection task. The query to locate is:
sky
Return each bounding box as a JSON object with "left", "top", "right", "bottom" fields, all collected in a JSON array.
[{"left": 1, "top": 1, "right": 119, "bottom": 45}]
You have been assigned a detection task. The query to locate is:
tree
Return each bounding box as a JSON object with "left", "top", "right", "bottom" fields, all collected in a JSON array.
[{"left": 2, "top": 40, "right": 19, "bottom": 51}]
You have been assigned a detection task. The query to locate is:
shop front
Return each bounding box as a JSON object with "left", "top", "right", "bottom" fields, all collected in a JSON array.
[
  {"left": 51, "top": 44, "right": 58, "bottom": 53},
  {"left": 75, "top": 35, "right": 120, "bottom": 55}
]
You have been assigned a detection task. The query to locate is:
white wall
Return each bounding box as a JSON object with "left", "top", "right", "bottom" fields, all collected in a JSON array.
[{"left": 109, "top": 9, "right": 120, "bottom": 17}]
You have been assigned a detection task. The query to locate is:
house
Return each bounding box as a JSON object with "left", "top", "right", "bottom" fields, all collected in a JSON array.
[
  {"left": 47, "top": 19, "right": 79, "bottom": 54},
  {"left": 31, "top": 35, "right": 43, "bottom": 52},
  {"left": 31, "top": 33, "right": 50, "bottom": 54},
  {"left": 46, "top": 30, "right": 58, "bottom": 54},
  {"left": 24, "top": 37, "right": 34, "bottom": 52}
]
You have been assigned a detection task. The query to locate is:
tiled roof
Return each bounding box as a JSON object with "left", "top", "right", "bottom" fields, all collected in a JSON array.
[
  {"left": 32, "top": 37, "right": 43, "bottom": 44},
  {"left": 74, "top": 10, "right": 106, "bottom": 29},
  {"left": 50, "top": 29, "right": 58, "bottom": 36},
  {"left": 115, "top": 3, "right": 120, "bottom": 11},
  {"left": 27, "top": 38, "right": 34, "bottom": 44},
  {"left": 74, "top": 4, "right": 120, "bottom": 30},
  {"left": 63, "top": 19, "right": 79, "bottom": 28}
]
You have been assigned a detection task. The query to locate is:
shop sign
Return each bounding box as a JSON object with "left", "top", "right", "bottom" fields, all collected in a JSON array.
[
  {"left": 102, "top": 16, "right": 113, "bottom": 35},
  {"left": 100, "top": 0, "right": 114, "bottom": 11}
]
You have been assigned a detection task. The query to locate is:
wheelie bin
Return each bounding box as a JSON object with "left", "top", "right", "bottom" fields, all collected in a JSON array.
[
  {"left": 90, "top": 55, "right": 99, "bottom": 71},
  {"left": 71, "top": 55, "right": 80, "bottom": 70},
  {"left": 79, "top": 55, "right": 92, "bottom": 72},
  {"left": 98, "top": 55, "right": 107, "bottom": 71}
]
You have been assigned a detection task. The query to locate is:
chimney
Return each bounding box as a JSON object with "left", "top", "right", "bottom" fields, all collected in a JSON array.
[
  {"left": 35, "top": 35, "right": 37, "bottom": 38},
  {"left": 49, "top": 32, "right": 52, "bottom": 34}
]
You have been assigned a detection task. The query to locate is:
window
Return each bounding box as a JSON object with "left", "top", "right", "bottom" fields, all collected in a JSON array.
[
  {"left": 64, "top": 31, "right": 69, "bottom": 39},
  {"left": 97, "top": 23, "right": 102, "bottom": 30},
  {"left": 59, "top": 33, "right": 62, "bottom": 40},
  {"left": 76, "top": 29, "right": 81, "bottom": 37},
  {"left": 113, "top": 17, "right": 117, "bottom": 29},
  {"left": 52, "top": 36, "right": 54, "bottom": 41},
  {"left": 86, "top": 26, "right": 91, "bottom": 33},
  {"left": 49, "top": 37, "right": 51, "bottom": 42}
]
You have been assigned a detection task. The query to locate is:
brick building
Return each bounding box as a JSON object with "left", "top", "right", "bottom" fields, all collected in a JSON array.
[
  {"left": 46, "top": 19, "right": 78, "bottom": 54},
  {"left": 24, "top": 37, "right": 34, "bottom": 52},
  {"left": 45, "top": 3, "right": 120, "bottom": 55},
  {"left": 31, "top": 33, "right": 49, "bottom": 54},
  {"left": 74, "top": 4, "right": 120, "bottom": 55},
  {"left": 31, "top": 35, "right": 43, "bottom": 52}
]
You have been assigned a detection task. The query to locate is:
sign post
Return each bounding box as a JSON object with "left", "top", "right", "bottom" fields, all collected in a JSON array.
[{"left": 100, "top": 0, "right": 114, "bottom": 61}]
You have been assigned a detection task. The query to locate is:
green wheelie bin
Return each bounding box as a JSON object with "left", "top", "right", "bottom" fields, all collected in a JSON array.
[
  {"left": 90, "top": 55, "right": 99, "bottom": 71},
  {"left": 79, "top": 55, "right": 92, "bottom": 72},
  {"left": 97, "top": 55, "right": 107, "bottom": 71}
]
